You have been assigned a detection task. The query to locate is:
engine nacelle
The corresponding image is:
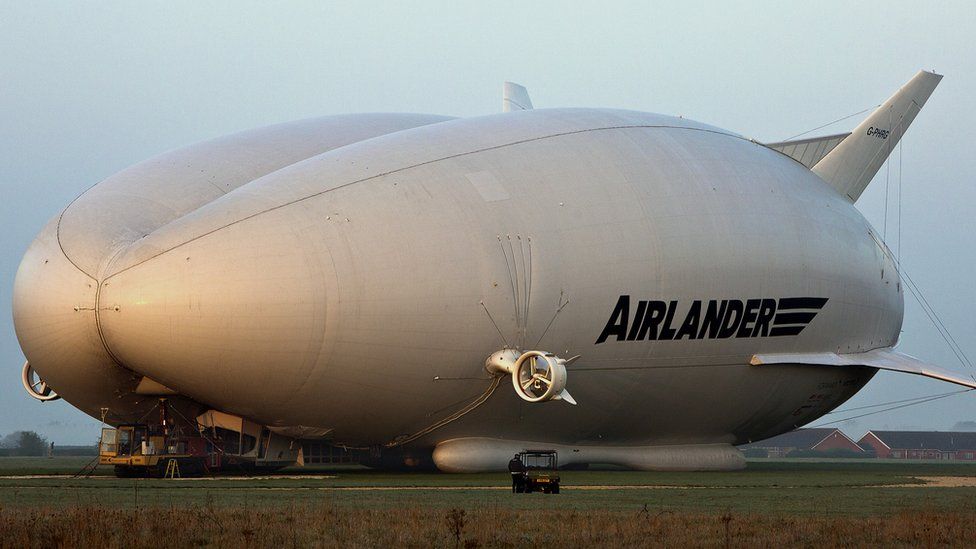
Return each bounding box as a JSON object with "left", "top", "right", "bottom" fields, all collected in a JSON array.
[
  {"left": 21, "top": 361, "right": 59, "bottom": 402},
  {"left": 485, "top": 349, "right": 577, "bottom": 405}
]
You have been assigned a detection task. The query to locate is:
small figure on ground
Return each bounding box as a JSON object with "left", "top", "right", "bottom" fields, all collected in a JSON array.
[{"left": 508, "top": 453, "right": 525, "bottom": 492}]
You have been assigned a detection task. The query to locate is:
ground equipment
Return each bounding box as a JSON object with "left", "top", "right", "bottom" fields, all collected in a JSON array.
[
  {"left": 515, "top": 450, "right": 560, "bottom": 493},
  {"left": 98, "top": 422, "right": 209, "bottom": 477}
]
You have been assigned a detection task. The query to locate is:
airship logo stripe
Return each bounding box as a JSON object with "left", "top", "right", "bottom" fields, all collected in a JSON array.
[
  {"left": 595, "top": 296, "right": 829, "bottom": 344},
  {"left": 768, "top": 325, "right": 807, "bottom": 337},
  {"left": 777, "top": 297, "right": 829, "bottom": 310},
  {"left": 772, "top": 312, "right": 818, "bottom": 325}
]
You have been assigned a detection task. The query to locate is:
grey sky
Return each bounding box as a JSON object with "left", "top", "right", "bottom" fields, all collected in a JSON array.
[{"left": 2, "top": 1, "right": 974, "bottom": 444}]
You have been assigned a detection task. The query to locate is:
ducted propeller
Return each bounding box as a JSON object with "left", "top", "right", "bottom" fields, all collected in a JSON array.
[
  {"left": 21, "top": 361, "right": 60, "bottom": 402},
  {"left": 485, "top": 349, "right": 578, "bottom": 405}
]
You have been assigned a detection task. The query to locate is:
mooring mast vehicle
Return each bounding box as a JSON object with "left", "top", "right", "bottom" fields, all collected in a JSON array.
[
  {"left": 98, "top": 422, "right": 209, "bottom": 477},
  {"left": 96, "top": 398, "right": 292, "bottom": 477},
  {"left": 97, "top": 399, "right": 215, "bottom": 477}
]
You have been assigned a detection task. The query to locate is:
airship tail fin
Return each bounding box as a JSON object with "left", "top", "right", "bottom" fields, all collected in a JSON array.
[
  {"left": 765, "top": 132, "right": 850, "bottom": 169},
  {"left": 811, "top": 70, "right": 942, "bottom": 202},
  {"left": 503, "top": 82, "right": 533, "bottom": 112},
  {"left": 751, "top": 348, "right": 976, "bottom": 390}
]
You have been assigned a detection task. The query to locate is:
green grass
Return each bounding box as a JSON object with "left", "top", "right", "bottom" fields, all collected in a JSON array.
[
  {"left": 1, "top": 457, "right": 975, "bottom": 517},
  {"left": 0, "top": 456, "right": 101, "bottom": 475},
  {"left": 5, "top": 459, "right": 976, "bottom": 546}
]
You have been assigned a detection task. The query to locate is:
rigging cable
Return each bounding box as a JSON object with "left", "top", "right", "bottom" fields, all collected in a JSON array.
[
  {"left": 811, "top": 388, "right": 973, "bottom": 428},
  {"left": 898, "top": 138, "right": 903, "bottom": 258},
  {"left": 900, "top": 266, "right": 976, "bottom": 375},
  {"left": 784, "top": 104, "right": 880, "bottom": 141},
  {"left": 821, "top": 388, "right": 969, "bottom": 415},
  {"left": 883, "top": 105, "right": 892, "bottom": 240},
  {"left": 167, "top": 404, "right": 227, "bottom": 455},
  {"left": 829, "top": 134, "right": 976, "bottom": 423},
  {"left": 480, "top": 300, "right": 511, "bottom": 349},
  {"left": 886, "top": 239, "right": 976, "bottom": 372},
  {"left": 872, "top": 151, "right": 975, "bottom": 376},
  {"left": 335, "top": 375, "right": 506, "bottom": 452},
  {"left": 384, "top": 376, "right": 502, "bottom": 448}
]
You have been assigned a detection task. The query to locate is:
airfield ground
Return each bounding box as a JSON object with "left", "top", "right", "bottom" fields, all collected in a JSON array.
[{"left": 2, "top": 458, "right": 976, "bottom": 547}]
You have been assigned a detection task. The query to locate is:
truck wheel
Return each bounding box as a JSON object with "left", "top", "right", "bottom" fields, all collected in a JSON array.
[{"left": 552, "top": 483, "right": 560, "bottom": 494}]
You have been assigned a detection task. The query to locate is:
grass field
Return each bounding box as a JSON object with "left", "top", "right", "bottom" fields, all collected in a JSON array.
[{"left": 2, "top": 457, "right": 976, "bottom": 546}]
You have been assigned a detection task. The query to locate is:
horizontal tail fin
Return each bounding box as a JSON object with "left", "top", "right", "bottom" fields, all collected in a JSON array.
[
  {"left": 752, "top": 348, "right": 976, "bottom": 390},
  {"left": 765, "top": 132, "right": 850, "bottom": 169},
  {"left": 812, "top": 70, "right": 942, "bottom": 202}
]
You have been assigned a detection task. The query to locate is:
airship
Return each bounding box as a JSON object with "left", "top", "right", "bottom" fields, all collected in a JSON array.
[{"left": 13, "top": 69, "right": 968, "bottom": 473}]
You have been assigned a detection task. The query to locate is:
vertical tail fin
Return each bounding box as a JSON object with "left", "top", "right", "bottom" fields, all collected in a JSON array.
[
  {"left": 812, "top": 70, "right": 942, "bottom": 202},
  {"left": 503, "top": 82, "right": 533, "bottom": 112}
]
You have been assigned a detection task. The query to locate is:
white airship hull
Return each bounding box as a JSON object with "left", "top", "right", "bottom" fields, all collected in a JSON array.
[{"left": 14, "top": 72, "right": 959, "bottom": 471}]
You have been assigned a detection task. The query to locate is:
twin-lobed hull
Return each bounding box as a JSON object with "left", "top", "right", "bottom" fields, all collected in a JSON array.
[{"left": 14, "top": 107, "right": 902, "bottom": 465}]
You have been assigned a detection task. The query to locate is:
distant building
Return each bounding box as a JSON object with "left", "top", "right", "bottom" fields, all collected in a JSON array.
[
  {"left": 858, "top": 431, "right": 976, "bottom": 460},
  {"left": 739, "top": 428, "right": 864, "bottom": 458}
]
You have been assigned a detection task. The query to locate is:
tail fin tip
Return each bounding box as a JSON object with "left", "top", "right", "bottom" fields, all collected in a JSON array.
[
  {"left": 812, "top": 70, "right": 942, "bottom": 202},
  {"left": 503, "top": 82, "right": 533, "bottom": 112}
]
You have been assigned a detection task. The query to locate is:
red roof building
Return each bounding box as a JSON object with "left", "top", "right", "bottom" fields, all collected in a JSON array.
[
  {"left": 858, "top": 431, "right": 976, "bottom": 460},
  {"left": 739, "top": 428, "right": 864, "bottom": 458}
]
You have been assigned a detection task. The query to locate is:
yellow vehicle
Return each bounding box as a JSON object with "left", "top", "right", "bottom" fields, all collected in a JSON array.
[
  {"left": 516, "top": 450, "right": 560, "bottom": 494},
  {"left": 99, "top": 424, "right": 206, "bottom": 477}
]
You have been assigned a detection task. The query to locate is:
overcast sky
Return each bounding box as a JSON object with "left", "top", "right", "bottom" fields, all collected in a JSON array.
[{"left": 1, "top": 1, "right": 975, "bottom": 444}]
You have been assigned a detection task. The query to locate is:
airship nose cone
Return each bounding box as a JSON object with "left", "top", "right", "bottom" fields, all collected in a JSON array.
[
  {"left": 12, "top": 217, "right": 140, "bottom": 415},
  {"left": 94, "top": 209, "right": 335, "bottom": 424}
]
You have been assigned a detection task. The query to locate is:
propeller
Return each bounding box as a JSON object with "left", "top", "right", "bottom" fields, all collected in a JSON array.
[
  {"left": 21, "top": 361, "right": 60, "bottom": 402},
  {"left": 481, "top": 235, "right": 578, "bottom": 404},
  {"left": 486, "top": 350, "right": 578, "bottom": 405}
]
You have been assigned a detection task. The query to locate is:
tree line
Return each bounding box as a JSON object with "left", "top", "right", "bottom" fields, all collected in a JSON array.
[{"left": 0, "top": 431, "right": 49, "bottom": 456}]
